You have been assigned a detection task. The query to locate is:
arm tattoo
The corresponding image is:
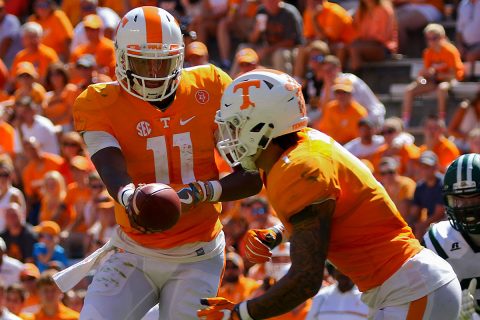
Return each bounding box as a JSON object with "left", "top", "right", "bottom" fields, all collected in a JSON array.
[{"left": 247, "top": 200, "right": 335, "bottom": 319}]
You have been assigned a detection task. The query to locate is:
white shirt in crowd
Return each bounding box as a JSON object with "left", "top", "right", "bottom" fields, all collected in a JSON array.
[
  {"left": 344, "top": 135, "right": 385, "bottom": 159},
  {"left": 0, "top": 307, "right": 21, "bottom": 320},
  {"left": 457, "top": 0, "right": 480, "bottom": 46},
  {"left": 0, "top": 13, "right": 22, "bottom": 67},
  {"left": 70, "top": 7, "right": 120, "bottom": 51},
  {"left": 13, "top": 115, "right": 60, "bottom": 155},
  {"left": 0, "top": 186, "right": 26, "bottom": 233},
  {"left": 0, "top": 255, "right": 24, "bottom": 287},
  {"left": 306, "top": 283, "right": 369, "bottom": 320}
]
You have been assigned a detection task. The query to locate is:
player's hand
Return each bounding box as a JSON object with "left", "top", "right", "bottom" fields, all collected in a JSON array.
[
  {"left": 123, "top": 184, "right": 154, "bottom": 233},
  {"left": 177, "top": 182, "right": 207, "bottom": 212},
  {"left": 460, "top": 278, "right": 478, "bottom": 320},
  {"left": 244, "top": 225, "right": 284, "bottom": 264},
  {"left": 197, "top": 298, "right": 245, "bottom": 320}
]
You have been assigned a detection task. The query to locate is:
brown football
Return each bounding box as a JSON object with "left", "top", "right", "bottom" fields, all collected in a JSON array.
[{"left": 132, "top": 183, "right": 181, "bottom": 232}]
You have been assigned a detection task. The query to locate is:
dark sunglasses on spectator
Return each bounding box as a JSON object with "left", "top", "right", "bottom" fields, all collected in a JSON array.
[
  {"left": 239, "top": 62, "right": 254, "bottom": 67},
  {"left": 90, "top": 184, "right": 104, "bottom": 189},
  {"left": 251, "top": 207, "right": 266, "bottom": 215},
  {"left": 35, "top": 2, "right": 50, "bottom": 9},
  {"left": 39, "top": 233, "right": 54, "bottom": 240},
  {"left": 381, "top": 128, "right": 396, "bottom": 135},
  {"left": 426, "top": 35, "right": 440, "bottom": 41},
  {"left": 81, "top": 4, "right": 96, "bottom": 11},
  {"left": 0, "top": 172, "right": 10, "bottom": 178},
  {"left": 225, "top": 264, "right": 239, "bottom": 270},
  {"left": 380, "top": 170, "right": 395, "bottom": 176},
  {"left": 310, "top": 55, "right": 325, "bottom": 63},
  {"left": 20, "top": 276, "right": 36, "bottom": 282},
  {"left": 62, "top": 142, "right": 79, "bottom": 147}
]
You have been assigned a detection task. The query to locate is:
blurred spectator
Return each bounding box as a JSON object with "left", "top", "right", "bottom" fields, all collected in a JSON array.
[
  {"left": 0, "top": 159, "right": 26, "bottom": 224},
  {"left": 86, "top": 195, "right": 115, "bottom": 254},
  {"left": 369, "top": 117, "right": 420, "bottom": 177},
  {"left": 33, "top": 221, "right": 68, "bottom": 272},
  {"left": 447, "top": 92, "right": 480, "bottom": 152},
  {"left": 0, "top": 237, "right": 23, "bottom": 287},
  {"left": 420, "top": 114, "right": 460, "bottom": 172},
  {"left": 1, "top": 203, "right": 36, "bottom": 263},
  {"left": 10, "top": 22, "right": 60, "bottom": 84},
  {"left": 29, "top": 0, "right": 74, "bottom": 62},
  {"left": 58, "top": 132, "right": 87, "bottom": 185},
  {"left": 33, "top": 270, "right": 79, "bottom": 319},
  {"left": 19, "top": 263, "right": 40, "bottom": 314},
  {"left": 21, "top": 137, "right": 63, "bottom": 225},
  {"left": 232, "top": 47, "right": 262, "bottom": 78},
  {"left": 402, "top": 24, "right": 464, "bottom": 125},
  {"left": 13, "top": 62, "right": 46, "bottom": 106},
  {"left": 43, "top": 63, "right": 79, "bottom": 133},
  {"left": 0, "top": 58, "right": 7, "bottom": 98},
  {"left": 184, "top": 41, "right": 209, "bottom": 67},
  {"left": 240, "top": 196, "right": 279, "bottom": 230},
  {"left": 319, "top": 55, "right": 385, "bottom": 127},
  {"left": 0, "top": 110, "right": 15, "bottom": 156},
  {"left": 456, "top": 0, "right": 480, "bottom": 79},
  {"left": 248, "top": 0, "right": 304, "bottom": 74},
  {"left": 409, "top": 150, "right": 445, "bottom": 239},
  {"left": 306, "top": 266, "right": 368, "bottom": 320},
  {"left": 73, "top": 54, "right": 112, "bottom": 91},
  {"left": 3, "top": 0, "right": 28, "bottom": 17},
  {"left": 377, "top": 157, "right": 416, "bottom": 220},
  {"left": 70, "top": 14, "right": 116, "bottom": 79},
  {"left": 81, "top": 172, "right": 105, "bottom": 231},
  {"left": 217, "top": 251, "right": 260, "bottom": 302},
  {"left": 0, "top": 0, "right": 21, "bottom": 68},
  {"left": 344, "top": 118, "right": 384, "bottom": 159},
  {"left": 13, "top": 96, "right": 60, "bottom": 156},
  {"left": 222, "top": 214, "right": 249, "bottom": 251},
  {"left": 62, "top": 289, "right": 85, "bottom": 313},
  {"left": 395, "top": 0, "right": 443, "bottom": 54},
  {"left": 302, "top": 0, "right": 355, "bottom": 60},
  {"left": 468, "top": 127, "right": 480, "bottom": 153},
  {"left": 189, "top": 0, "right": 228, "bottom": 44},
  {"left": 216, "top": 0, "right": 257, "bottom": 69},
  {"left": 314, "top": 77, "right": 368, "bottom": 144},
  {"left": 70, "top": 0, "right": 120, "bottom": 50},
  {"left": 5, "top": 284, "right": 26, "bottom": 318},
  {"left": 0, "top": 280, "right": 21, "bottom": 320},
  {"left": 347, "top": 0, "right": 397, "bottom": 71},
  {"left": 38, "top": 171, "right": 73, "bottom": 229}
]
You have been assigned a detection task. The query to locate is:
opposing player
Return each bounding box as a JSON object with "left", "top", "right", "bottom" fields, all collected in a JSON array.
[
  {"left": 198, "top": 69, "right": 461, "bottom": 319},
  {"left": 53, "top": 7, "right": 262, "bottom": 320},
  {"left": 423, "top": 153, "right": 480, "bottom": 320}
]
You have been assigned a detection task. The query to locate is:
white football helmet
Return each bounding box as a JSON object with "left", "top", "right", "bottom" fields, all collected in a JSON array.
[
  {"left": 216, "top": 69, "right": 308, "bottom": 171},
  {"left": 115, "top": 6, "right": 184, "bottom": 101}
]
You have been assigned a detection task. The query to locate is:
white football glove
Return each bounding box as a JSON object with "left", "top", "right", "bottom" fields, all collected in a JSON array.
[{"left": 459, "top": 278, "right": 478, "bottom": 320}]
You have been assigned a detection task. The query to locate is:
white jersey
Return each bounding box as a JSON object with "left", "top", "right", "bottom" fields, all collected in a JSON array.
[{"left": 423, "top": 220, "right": 480, "bottom": 302}]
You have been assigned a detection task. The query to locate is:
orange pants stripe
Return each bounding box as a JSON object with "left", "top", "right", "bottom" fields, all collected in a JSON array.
[{"left": 406, "top": 295, "right": 428, "bottom": 320}]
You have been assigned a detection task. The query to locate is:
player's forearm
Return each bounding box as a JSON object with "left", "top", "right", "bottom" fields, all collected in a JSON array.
[{"left": 217, "top": 167, "right": 262, "bottom": 201}]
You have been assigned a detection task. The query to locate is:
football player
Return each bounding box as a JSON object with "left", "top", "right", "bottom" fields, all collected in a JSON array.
[
  {"left": 423, "top": 153, "right": 480, "bottom": 320},
  {"left": 53, "top": 6, "right": 262, "bottom": 320},
  {"left": 197, "top": 69, "right": 461, "bottom": 320}
]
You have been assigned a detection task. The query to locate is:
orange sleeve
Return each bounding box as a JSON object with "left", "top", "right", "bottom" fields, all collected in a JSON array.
[
  {"left": 449, "top": 46, "right": 465, "bottom": 80},
  {"left": 56, "top": 10, "right": 74, "bottom": 41},
  {"left": 22, "top": 166, "right": 34, "bottom": 197},
  {"left": 303, "top": 9, "right": 315, "bottom": 39},
  {"left": 423, "top": 48, "right": 432, "bottom": 70}
]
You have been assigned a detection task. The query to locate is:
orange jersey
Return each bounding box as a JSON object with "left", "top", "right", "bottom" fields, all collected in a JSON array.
[
  {"left": 43, "top": 84, "right": 79, "bottom": 126},
  {"left": 314, "top": 100, "right": 367, "bottom": 145},
  {"left": 263, "top": 128, "right": 422, "bottom": 292},
  {"left": 65, "top": 182, "right": 92, "bottom": 232},
  {"left": 219, "top": 276, "right": 260, "bottom": 303},
  {"left": 22, "top": 154, "right": 64, "bottom": 197},
  {"left": 354, "top": 4, "right": 397, "bottom": 53},
  {"left": 420, "top": 137, "right": 460, "bottom": 172},
  {"left": 0, "top": 121, "right": 15, "bottom": 154},
  {"left": 29, "top": 10, "right": 74, "bottom": 56},
  {"left": 70, "top": 37, "right": 116, "bottom": 79},
  {"left": 303, "top": 2, "right": 356, "bottom": 44},
  {"left": 73, "top": 65, "right": 232, "bottom": 249},
  {"left": 31, "top": 303, "right": 79, "bottom": 320},
  {"left": 369, "top": 142, "right": 420, "bottom": 175},
  {"left": 11, "top": 44, "right": 59, "bottom": 81},
  {"left": 423, "top": 41, "right": 465, "bottom": 81}
]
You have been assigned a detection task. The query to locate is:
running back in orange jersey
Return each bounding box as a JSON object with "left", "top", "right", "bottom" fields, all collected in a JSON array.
[
  {"left": 73, "top": 64, "right": 232, "bottom": 248},
  {"left": 264, "top": 127, "right": 423, "bottom": 292}
]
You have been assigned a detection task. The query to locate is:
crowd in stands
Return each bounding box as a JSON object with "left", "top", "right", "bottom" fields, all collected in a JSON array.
[{"left": 0, "top": 0, "right": 479, "bottom": 318}]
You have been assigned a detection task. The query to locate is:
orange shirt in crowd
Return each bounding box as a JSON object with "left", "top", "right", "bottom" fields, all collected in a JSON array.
[
  {"left": 29, "top": 10, "right": 74, "bottom": 57},
  {"left": 264, "top": 128, "right": 422, "bottom": 291},
  {"left": 354, "top": 4, "right": 398, "bottom": 53},
  {"left": 303, "top": 2, "right": 356, "bottom": 44},
  {"left": 15, "top": 82, "right": 47, "bottom": 106},
  {"left": 218, "top": 276, "right": 260, "bottom": 303},
  {"left": 0, "top": 58, "right": 7, "bottom": 90},
  {"left": 99, "top": 0, "right": 126, "bottom": 15},
  {"left": 0, "top": 121, "right": 15, "bottom": 155},
  {"left": 65, "top": 182, "right": 92, "bottom": 232},
  {"left": 11, "top": 44, "right": 60, "bottom": 81},
  {"left": 39, "top": 198, "right": 74, "bottom": 229},
  {"left": 43, "top": 84, "right": 79, "bottom": 126},
  {"left": 22, "top": 153, "right": 64, "bottom": 198},
  {"left": 420, "top": 137, "right": 460, "bottom": 172},
  {"left": 70, "top": 37, "right": 116, "bottom": 79},
  {"left": 423, "top": 41, "right": 465, "bottom": 81},
  {"left": 31, "top": 303, "right": 79, "bottom": 320},
  {"left": 73, "top": 65, "right": 230, "bottom": 249},
  {"left": 60, "top": 0, "right": 81, "bottom": 26},
  {"left": 314, "top": 100, "right": 368, "bottom": 145},
  {"left": 369, "top": 143, "right": 421, "bottom": 175},
  {"left": 22, "top": 294, "right": 41, "bottom": 315}
]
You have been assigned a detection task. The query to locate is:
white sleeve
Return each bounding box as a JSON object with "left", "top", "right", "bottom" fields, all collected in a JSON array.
[{"left": 83, "top": 131, "right": 121, "bottom": 156}]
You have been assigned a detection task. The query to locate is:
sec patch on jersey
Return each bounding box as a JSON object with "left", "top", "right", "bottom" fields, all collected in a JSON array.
[{"left": 131, "top": 183, "right": 181, "bottom": 233}]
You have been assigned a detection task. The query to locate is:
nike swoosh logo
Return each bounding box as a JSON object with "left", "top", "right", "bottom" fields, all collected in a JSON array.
[
  {"left": 224, "top": 103, "right": 232, "bottom": 107},
  {"left": 179, "top": 193, "right": 193, "bottom": 204},
  {"left": 180, "top": 116, "right": 196, "bottom": 126}
]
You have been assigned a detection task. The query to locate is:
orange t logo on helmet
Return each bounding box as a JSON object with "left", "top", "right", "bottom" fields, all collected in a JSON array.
[{"left": 233, "top": 80, "right": 261, "bottom": 110}]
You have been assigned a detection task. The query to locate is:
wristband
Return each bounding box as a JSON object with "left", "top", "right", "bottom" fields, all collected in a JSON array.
[
  {"left": 271, "top": 224, "right": 286, "bottom": 246},
  {"left": 208, "top": 180, "right": 222, "bottom": 202},
  {"left": 118, "top": 183, "right": 135, "bottom": 208},
  {"left": 237, "top": 301, "right": 254, "bottom": 320}
]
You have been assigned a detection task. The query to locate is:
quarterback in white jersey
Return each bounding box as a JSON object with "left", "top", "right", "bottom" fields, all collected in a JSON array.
[{"left": 423, "top": 153, "right": 480, "bottom": 320}]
